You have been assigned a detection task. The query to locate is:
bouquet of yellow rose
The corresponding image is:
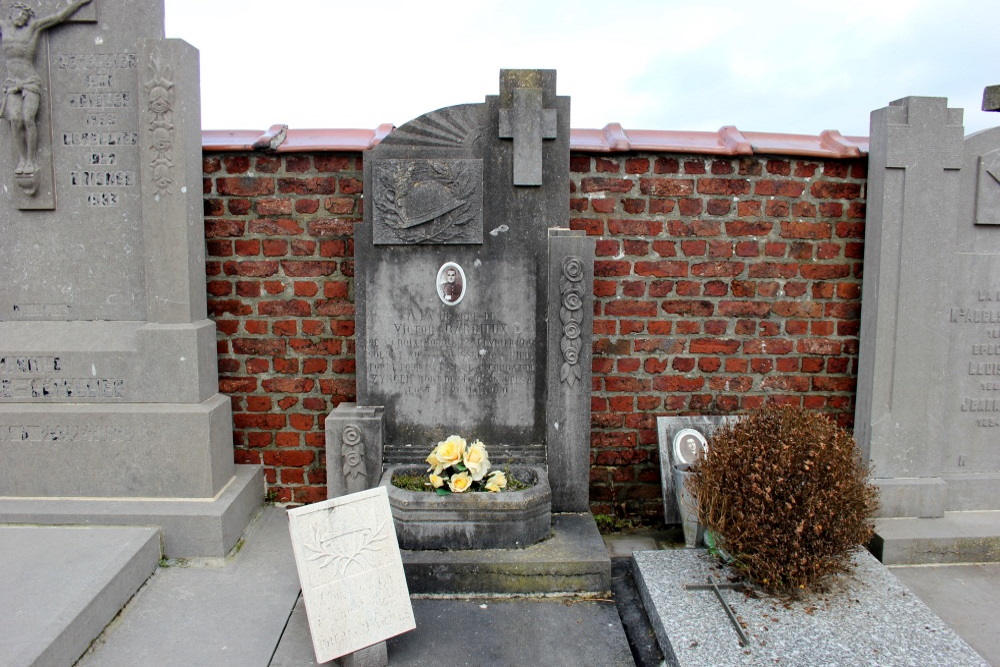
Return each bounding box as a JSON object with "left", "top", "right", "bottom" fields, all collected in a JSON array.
[{"left": 425, "top": 435, "right": 508, "bottom": 494}]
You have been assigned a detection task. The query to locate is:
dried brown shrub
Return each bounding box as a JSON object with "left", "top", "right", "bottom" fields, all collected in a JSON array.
[{"left": 691, "top": 404, "right": 878, "bottom": 592}]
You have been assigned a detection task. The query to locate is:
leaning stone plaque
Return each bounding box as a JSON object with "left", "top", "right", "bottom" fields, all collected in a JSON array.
[
  {"left": 0, "top": 0, "right": 260, "bottom": 557},
  {"left": 287, "top": 486, "right": 416, "bottom": 664}
]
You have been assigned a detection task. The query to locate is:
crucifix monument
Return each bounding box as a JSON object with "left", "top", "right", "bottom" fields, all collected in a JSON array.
[{"left": 0, "top": 0, "right": 261, "bottom": 557}]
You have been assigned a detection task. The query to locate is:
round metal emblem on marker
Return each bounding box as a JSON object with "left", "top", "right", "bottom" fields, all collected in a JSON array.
[{"left": 672, "top": 428, "right": 708, "bottom": 466}]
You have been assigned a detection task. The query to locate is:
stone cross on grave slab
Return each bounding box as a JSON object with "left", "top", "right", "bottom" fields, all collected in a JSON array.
[
  {"left": 0, "top": 0, "right": 98, "bottom": 209},
  {"left": 498, "top": 69, "right": 557, "bottom": 186},
  {"left": 684, "top": 576, "right": 751, "bottom": 648}
]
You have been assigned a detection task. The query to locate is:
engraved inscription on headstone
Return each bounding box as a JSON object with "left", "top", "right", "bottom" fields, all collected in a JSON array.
[
  {"left": 372, "top": 159, "right": 483, "bottom": 245},
  {"left": 951, "top": 290, "right": 1000, "bottom": 426},
  {"left": 287, "top": 487, "right": 415, "bottom": 664}
]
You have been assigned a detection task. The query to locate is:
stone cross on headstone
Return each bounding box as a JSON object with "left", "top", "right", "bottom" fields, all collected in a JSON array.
[
  {"left": 885, "top": 98, "right": 964, "bottom": 170},
  {"left": 983, "top": 84, "right": 1000, "bottom": 112},
  {"left": 498, "top": 69, "right": 557, "bottom": 186},
  {"left": 0, "top": 0, "right": 97, "bottom": 209}
]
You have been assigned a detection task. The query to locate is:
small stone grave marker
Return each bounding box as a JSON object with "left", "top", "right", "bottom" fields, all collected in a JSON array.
[{"left": 287, "top": 486, "right": 415, "bottom": 664}]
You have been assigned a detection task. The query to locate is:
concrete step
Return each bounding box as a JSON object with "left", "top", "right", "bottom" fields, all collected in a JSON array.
[
  {"left": 398, "top": 512, "right": 612, "bottom": 595},
  {"left": 0, "top": 524, "right": 160, "bottom": 667},
  {"left": 872, "top": 510, "right": 1000, "bottom": 564},
  {"left": 77, "top": 506, "right": 300, "bottom": 667}
]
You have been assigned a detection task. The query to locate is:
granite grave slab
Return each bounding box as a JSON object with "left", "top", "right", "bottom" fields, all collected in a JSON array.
[{"left": 633, "top": 548, "right": 989, "bottom": 666}]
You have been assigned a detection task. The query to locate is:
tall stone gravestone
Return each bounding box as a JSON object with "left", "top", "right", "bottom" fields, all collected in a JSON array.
[
  {"left": 0, "top": 0, "right": 261, "bottom": 557},
  {"left": 856, "top": 96, "right": 1000, "bottom": 518},
  {"left": 342, "top": 70, "right": 594, "bottom": 513}
]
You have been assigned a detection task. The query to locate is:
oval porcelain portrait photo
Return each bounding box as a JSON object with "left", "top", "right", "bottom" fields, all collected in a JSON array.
[{"left": 436, "top": 262, "right": 466, "bottom": 306}]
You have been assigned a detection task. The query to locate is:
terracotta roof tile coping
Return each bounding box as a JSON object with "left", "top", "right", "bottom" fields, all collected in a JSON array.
[{"left": 202, "top": 123, "right": 868, "bottom": 158}]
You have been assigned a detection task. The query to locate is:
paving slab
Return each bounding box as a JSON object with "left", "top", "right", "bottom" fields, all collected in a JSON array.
[
  {"left": 77, "top": 506, "right": 299, "bottom": 667},
  {"left": 0, "top": 524, "right": 160, "bottom": 667},
  {"left": 872, "top": 510, "right": 1000, "bottom": 564},
  {"left": 890, "top": 562, "right": 1000, "bottom": 666},
  {"left": 272, "top": 594, "right": 634, "bottom": 666},
  {"left": 632, "top": 548, "right": 988, "bottom": 666}
]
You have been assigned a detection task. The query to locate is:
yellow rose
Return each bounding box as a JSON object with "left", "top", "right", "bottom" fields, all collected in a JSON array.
[
  {"left": 426, "top": 435, "right": 466, "bottom": 475},
  {"left": 428, "top": 474, "right": 444, "bottom": 488},
  {"left": 463, "top": 440, "right": 491, "bottom": 481},
  {"left": 485, "top": 470, "right": 507, "bottom": 492},
  {"left": 448, "top": 471, "right": 473, "bottom": 493}
]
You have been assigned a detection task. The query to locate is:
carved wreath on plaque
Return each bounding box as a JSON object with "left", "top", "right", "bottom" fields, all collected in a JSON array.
[
  {"left": 373, "top": 159, "right": 483, "bottom": 244},
  {"left": 560, "top": 257, "right": 585, "bottom": 387},
  {"left": 301, "top": 508, "right": 389, "bottom": 577}
]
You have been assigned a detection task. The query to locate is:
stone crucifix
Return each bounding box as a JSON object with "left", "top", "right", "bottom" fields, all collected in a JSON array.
[{"left": 0, "top": 0, "right": 93, "bottom": 199}]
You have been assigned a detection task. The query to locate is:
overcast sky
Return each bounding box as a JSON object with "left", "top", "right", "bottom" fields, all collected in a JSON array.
[{"left": 164, "top": 0, "right": 1000, "bottom": 137}]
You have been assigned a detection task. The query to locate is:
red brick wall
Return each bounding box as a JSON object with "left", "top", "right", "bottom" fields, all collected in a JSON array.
[
  {"left": 202, "top": 149, "right": 867, "bottom": 518},
  {"left": 569, "top": 153, "right": 866, "bottom": 519},
  {"left": 203, "top": 153, "right": 361, "bottom": 504}
]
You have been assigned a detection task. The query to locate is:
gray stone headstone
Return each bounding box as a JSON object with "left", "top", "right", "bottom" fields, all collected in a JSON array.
[
  {"left": 0, "top": 0, "right": 260, "bottom": 556},
  {"left": 856, "top": 96, "right": 1000, "bottom": 518},
  {"left": 352, "top": 70, "right": 593, "bottom": 512},
  {"left": 287, "top": 486, "right": 415, "bottom": 664}
]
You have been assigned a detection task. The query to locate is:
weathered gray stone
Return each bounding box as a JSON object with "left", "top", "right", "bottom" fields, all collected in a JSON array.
[
  {"left": 399, "top": 512, "right": 611, "bottom": 595},
  {"left": 0, "top": 0, "right": 259, "bottom": 555},
  {"left": 325, "top": 403, "right": 385, "bottom": 498},
  {"left": 287, "top": 487, "right": 415, "bottom": 664},
  {"left": 380, "top": 464, "right": 551, "bottom": 550},
  {"left": 546, "top": 229, "right": 594, "bottom": 512},
  {"left": 356, "top": 70, "right": 573, "bottom": 463},
  {"left": 349, "top": 71, "right": 596, "bottom": 591}
]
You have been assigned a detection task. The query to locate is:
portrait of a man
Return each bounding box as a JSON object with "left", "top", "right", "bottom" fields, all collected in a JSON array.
[{"left": 436, "top": 262, "right": 465, "bottom": 306}]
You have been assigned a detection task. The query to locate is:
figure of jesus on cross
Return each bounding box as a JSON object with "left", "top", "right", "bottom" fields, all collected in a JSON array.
[{"left": 0, "top": 0, "right": 92, "bottom": 176}]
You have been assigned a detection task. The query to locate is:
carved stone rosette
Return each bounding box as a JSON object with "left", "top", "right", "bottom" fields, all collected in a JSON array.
[
  {"left": 559, "top": 256, "right": 585, "bottom": 387},
  {"left": 341, "top": 423, "right": 366, "bottom": 486},
  {"left": 145, "top": 52, "right": 174, "bottom": 198}
]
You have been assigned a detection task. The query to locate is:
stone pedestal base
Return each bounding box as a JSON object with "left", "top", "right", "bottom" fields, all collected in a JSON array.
[{"left": 0, "top": 464, "right": 263, "bottom": 558}]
